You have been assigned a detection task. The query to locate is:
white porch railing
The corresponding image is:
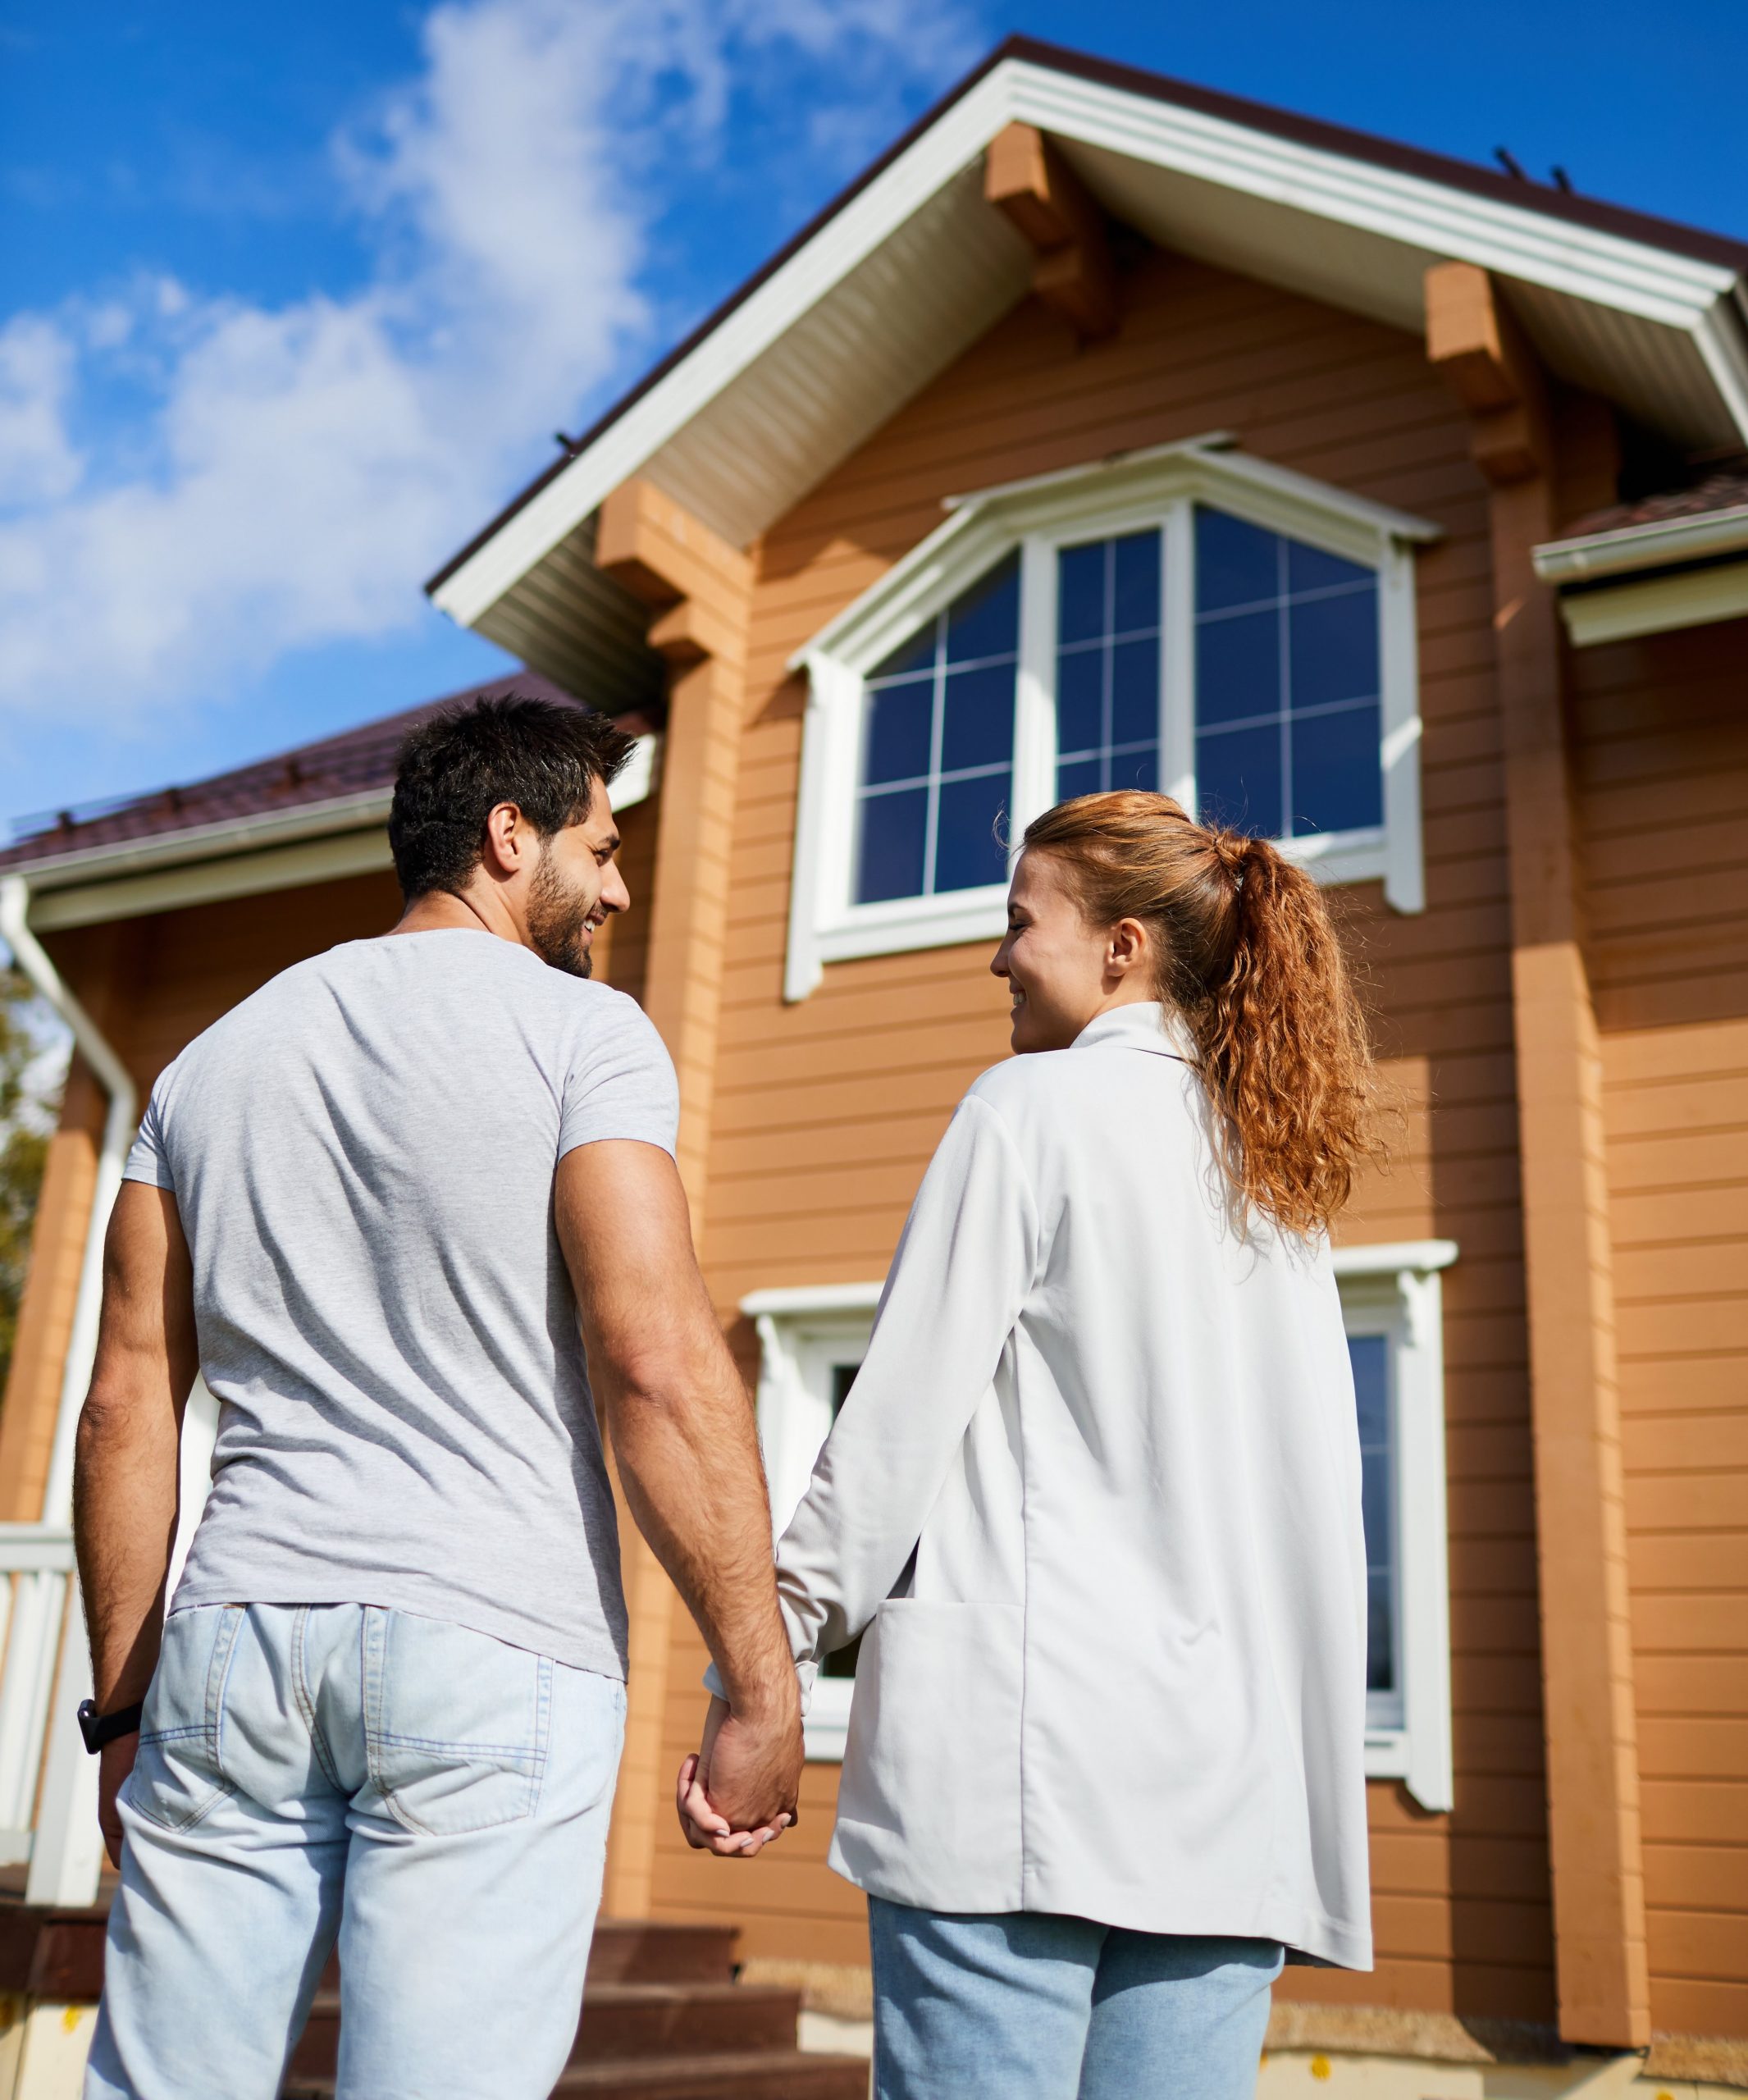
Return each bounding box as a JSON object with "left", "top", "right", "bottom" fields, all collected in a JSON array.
[{"left": 0, "top": 1530, "right": 100, "bottom": 1904}]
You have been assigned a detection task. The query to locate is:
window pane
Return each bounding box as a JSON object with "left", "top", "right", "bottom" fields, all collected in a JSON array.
[
  {"left": 1289, "top": 584, "right": 1379, "bottom": 712},
  {"left": 1057, "top": 756, "right": 1102, "bottom": 803},
  {"left": 1111, "top": 529, "right": 1162, "bottom": 634},
  {"left": 1350, "top": 1332, "right": 1390, "bottom": 1448},
  {"left": 1367, "top": 1570, "right": 1395, "bottom": 1695},
  {"left": 933, "top": 771, "right": 1011, "bottom": 892},
  {"left": 1287, "top": 540, "right": 1371, "bottom": 596},
  {"left": 1196, "top": 608, "right": 1280, "bottom": 728},
  {"left": 941, "top": 662, "right": 1016, "bottom": 774},
  {"left": 1111, "top": 744, "right": 1159, "bottom": 793},
  {"left": 1291, "top": 701, "right": 1383, "bottom": 836},
  {"left": 1111, "top": 636, "right": 1159, "bottom": 748},
  {"left": 947, "top": 551, "right": 1020, "bottom": 664},
  {"left": 863, "top": 678, "right": 933, "bottom": 785},
  {"left": 872, "top": 627, "right": 937, "bottom": 682},
  {"left": 1057, "top": 541, "right": 1106, "bottom": 646},
  {"left": 1197, "top": 723, "right": 1282, "bottom": 838},
  {"left": 1056, "top": 646, "right": 1103, "bottom": 756},
  {"left": 856, "top": 786, "right": 928, "bottom": 903},
  {"left": 1196, "top": 508, "right": 1278, "bottom": 612}
]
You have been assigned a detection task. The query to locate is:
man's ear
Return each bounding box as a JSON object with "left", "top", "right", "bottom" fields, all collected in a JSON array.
[{"left": 479, "top": 801, "right": 528, "bottom": 879}]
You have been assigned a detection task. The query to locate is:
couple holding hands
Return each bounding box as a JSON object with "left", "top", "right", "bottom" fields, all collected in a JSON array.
[{"left": 72, "top": 695, "right": 1373, "bottom": 2100}]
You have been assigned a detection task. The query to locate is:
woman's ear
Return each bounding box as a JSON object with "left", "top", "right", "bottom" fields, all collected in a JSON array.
[{"left": 1106, "top": 915, "right": 1149, "bottom": 981}]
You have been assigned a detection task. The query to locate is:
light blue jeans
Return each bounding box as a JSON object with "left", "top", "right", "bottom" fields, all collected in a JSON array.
[
  {"left": 85, "top": 1602, "right": 625, "bottom": 2100},
  {"left": 868, "top": 1898, "right": 1284, "bottom": 2100}
]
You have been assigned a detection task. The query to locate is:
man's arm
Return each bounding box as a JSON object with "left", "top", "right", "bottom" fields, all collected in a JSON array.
[
  {"left": 72, "top": 1182, "right": 199, "bottom": 1865},
  {"left": 556, "top": 1141, "right": 802, "bottom": 1839}
]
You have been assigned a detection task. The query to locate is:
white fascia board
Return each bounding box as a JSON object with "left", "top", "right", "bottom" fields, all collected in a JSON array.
[
  {"left": 432, "top": 70, "right": 1020, "bottom": 628},
  {"left": 741, "top": 1281, "right": 886, "bottom": 1319},
  {"left": 1533, "top": 502, "right": 1748, "bottom": 582},
  {"left": 435, "top": 56, "right": 1744, "bottom": 635},
  {"left": 6, "top": 788, "right": 395, "bottom": 894},
  {"left": 1330, "top": 1238, "right": 1459, "bottom": 1277},
  {"left": 1007, "top": 62, "right": 1740, "bottom": 334},
  {"left": 1556, "top": 560, "right": 1748, "bottom": 647}
]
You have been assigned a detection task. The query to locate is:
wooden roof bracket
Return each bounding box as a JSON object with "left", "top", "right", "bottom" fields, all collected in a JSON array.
[
  {"left": 1426, "top": 261, "right": 1652, "bottom": 2053},
  {"left": 984, "top": 122, "right": 1119, "bottom": 342}
]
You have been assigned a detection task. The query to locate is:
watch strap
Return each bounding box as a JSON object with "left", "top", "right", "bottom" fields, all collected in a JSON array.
[{"left": 77, "top": 1698, "right": 144, "bottom": 1755}]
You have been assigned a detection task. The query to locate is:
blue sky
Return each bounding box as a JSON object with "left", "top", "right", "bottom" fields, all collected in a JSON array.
[{"left": 2, "top": 0, "right": 1744, "bottom": 838}]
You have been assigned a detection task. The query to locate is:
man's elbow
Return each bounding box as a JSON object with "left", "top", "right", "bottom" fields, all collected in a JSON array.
[{"left": 75, "top": 1378, "right": 167, "bottom": 1455}]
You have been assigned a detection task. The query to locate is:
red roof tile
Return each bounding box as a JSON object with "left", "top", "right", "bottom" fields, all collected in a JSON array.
[{"left": 1565, "top": 463, "right": 1748, "bottom": 540}]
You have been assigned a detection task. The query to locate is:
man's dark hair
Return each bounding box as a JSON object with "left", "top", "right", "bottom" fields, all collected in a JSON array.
[{"left": 388, "top": 694, "right": 634, "bottom": 900}]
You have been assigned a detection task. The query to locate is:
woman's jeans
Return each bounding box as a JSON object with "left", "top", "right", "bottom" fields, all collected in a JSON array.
[
  {"left": 85, "top": 1602, "right": 626, "bottom": 2100},
  {"left": 869, "top": 1897, "right": 1284, "bottom": 2100}
]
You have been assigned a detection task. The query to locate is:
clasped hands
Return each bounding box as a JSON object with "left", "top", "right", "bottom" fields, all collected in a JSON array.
[{"left": 674, "top": 1692, "right": 803, "bottom": 1859}]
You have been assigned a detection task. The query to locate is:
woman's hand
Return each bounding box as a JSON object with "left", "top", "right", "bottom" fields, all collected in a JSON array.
[{"left": 675, "top": 1695, "right": 796, "bottom": 1858}]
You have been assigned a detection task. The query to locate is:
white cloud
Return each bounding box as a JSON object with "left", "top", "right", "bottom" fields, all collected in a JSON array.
[{"left": 0, "top": 0, "right": 980, "bottom": 718}]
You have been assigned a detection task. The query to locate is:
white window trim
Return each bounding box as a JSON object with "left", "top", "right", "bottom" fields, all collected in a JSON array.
[
  {"left": 743, "top": 1284, "right": 884, "bottom": 1761},
  {"left": 784, "top": 437, "right": 1440, "bottom": 1002},
  {"left": 746, "top": 1242, "right": 1456, "bottom": 1805},
  {"left": 1331, "top": 1238, "right": 1458, "bottom": 1815}
]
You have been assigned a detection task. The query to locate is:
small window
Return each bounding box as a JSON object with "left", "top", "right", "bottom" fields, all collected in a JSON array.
[
  {"left": 854, "top": 553, "right": 1019, "bottom": 904},
  {"left": 1055, "top": 529, "right": 1163, "bottom": 801},
  {"left": 1193, "top": 507, "right": 1382, "bottom": 840}
]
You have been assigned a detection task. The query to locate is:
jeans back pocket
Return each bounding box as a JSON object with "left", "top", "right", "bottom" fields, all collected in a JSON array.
[
  {"left": 126, "top": 1605, "right": 244, "bottom": 1833},
  {"left": 361, "top": 1609, "right": 552, "bottom": 1836}
]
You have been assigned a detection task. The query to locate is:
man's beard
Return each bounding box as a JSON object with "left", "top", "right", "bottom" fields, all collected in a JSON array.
[{"left": 525, "top": 846, "right": 596, "bottom": 979}]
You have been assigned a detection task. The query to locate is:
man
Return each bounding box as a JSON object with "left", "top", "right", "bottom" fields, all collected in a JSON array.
[{"left": 73, "top": 695, "right": 802, "bottom": 2100}]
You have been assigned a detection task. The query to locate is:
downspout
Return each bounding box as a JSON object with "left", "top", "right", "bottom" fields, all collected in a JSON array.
[{"left": 0, "top": 874, "right": 137, "bottom": 1525}]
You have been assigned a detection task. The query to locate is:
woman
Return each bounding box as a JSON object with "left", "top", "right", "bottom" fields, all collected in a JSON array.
[{"left": 682, "top": 791, "right": 1379, "bottom": 2100}]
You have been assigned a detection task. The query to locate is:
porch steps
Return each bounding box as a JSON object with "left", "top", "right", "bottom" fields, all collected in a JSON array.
[{"left": 279, "top": 1920, "right": 869, "bottom": 2100}]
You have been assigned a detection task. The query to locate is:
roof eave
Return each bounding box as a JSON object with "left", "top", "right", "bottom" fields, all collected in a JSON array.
[{"left": 1533, "top": 501, "right": 1748, "bottom": 582}]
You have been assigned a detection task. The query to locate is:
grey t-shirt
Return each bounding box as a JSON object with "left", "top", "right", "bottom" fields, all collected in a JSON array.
[{"left": 124, "top": 929, "right": 679, "bottom": 1675}]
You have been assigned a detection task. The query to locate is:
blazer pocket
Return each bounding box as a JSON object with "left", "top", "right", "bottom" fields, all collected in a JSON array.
[
  {"left": 837, "top": 1600, "right": 1025, "bottom": 1871},
  {"left": 126, "top": 1605, "right": 244, "bottom": 1833},
  {"left": 362, "top": 1609, "right": 553, "bottom": 1836}
]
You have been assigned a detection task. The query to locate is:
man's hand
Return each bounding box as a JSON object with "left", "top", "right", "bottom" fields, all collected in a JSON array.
[
  {"left": 97, "top": 1737, "right": 139, "bottom": 1870},
  {"left": 676, "top": 1694, "right": 802, "bottom": 1858}
]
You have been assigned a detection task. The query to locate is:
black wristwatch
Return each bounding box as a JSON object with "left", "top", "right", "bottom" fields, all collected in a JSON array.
[{"left": 77, "top": 1698, "right": 144, "bottom": 1755}]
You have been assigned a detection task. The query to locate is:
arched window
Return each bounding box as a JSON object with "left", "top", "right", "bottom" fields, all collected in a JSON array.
[{"left": 788, "top": 438, "right": 1437, "bottom": 1002}]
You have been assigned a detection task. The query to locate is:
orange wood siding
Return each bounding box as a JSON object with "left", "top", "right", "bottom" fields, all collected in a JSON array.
[
  {"left": 643, "top": 249, "right": 1556, "bottom": 2019},
  {"left": 1581, "top": 614, "right": 1748, "bottom": 2043}
]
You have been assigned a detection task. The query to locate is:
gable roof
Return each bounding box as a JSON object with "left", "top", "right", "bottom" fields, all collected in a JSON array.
[{"left": 427, "top": 35, "right": 1748, "bottom": 696}]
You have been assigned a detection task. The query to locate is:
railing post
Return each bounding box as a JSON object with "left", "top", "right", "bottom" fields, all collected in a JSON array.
[{"left": 27, "top": 1581, "right": 102, "bottom": 1908}]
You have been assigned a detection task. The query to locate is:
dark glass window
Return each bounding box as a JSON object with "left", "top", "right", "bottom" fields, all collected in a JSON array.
[
  {"left": 1193, "top": 507, "right": 1382, "bottom": 838},
  {"left": 822, "top": 1362, "right": 863, "bottom": 1680},
  {"left": 1053, "top": 529, "right": 1163, "bottom": 802},
  {"left": 854, "top": 555, "right": 1018, "bottom": 903},
  {"left": 1349, "top": 1332, "right": 1394, "bottom": 1697}
]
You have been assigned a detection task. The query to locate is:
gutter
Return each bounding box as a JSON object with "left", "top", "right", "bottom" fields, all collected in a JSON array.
[
  {"left": 1532, "top": 500, "right": 1748, "bottom": 584},
  {"left": 0, "top": 875, "right": 137, "bottom": 1525}
]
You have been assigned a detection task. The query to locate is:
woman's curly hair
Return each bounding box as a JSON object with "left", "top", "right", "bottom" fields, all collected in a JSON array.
[{"left": 1023, "top": 792, "right": 1383, "bottom": 1237}]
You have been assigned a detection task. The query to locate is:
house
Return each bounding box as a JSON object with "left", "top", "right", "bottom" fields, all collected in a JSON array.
[{"left": 1, "top": 34, "right": 1745, "bottom": 2096}]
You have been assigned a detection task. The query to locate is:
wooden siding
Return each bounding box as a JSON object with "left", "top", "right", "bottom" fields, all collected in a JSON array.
[
  {"left": 643, "top": 248, "right": 1556, "bottom": 2019},
  {"left": 1581, "top": 614, "right": 1748, "bottom": 2042}
]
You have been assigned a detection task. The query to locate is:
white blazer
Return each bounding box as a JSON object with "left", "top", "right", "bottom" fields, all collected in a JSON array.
[{"left": 772, "top": 1002, "right": 1372, "bottom": 1968}]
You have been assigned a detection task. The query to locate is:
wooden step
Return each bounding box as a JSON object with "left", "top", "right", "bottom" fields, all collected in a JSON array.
[
  {"left": 587, "top": 1920, "right": 740, "bottom": 1986},
  {"left": 287, "top": 1982, "right": 805, "bottom": 2079},
  {"left": 287, "top": 2053, "right": 869, "bottom": 2100}
]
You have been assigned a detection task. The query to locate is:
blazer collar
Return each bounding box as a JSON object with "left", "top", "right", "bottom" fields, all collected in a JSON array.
[{"left": 1071, "top": 1002, "right": 1195, "bottom": 1060}]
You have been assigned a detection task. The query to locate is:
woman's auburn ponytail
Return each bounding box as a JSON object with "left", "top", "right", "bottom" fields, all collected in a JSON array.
[
  {"left": 1197, "top": 833, "right": 1380, "bottom": 1237},
  {"left": 1024, "top": 792, "right": 1382, "bottom": 1238}
]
